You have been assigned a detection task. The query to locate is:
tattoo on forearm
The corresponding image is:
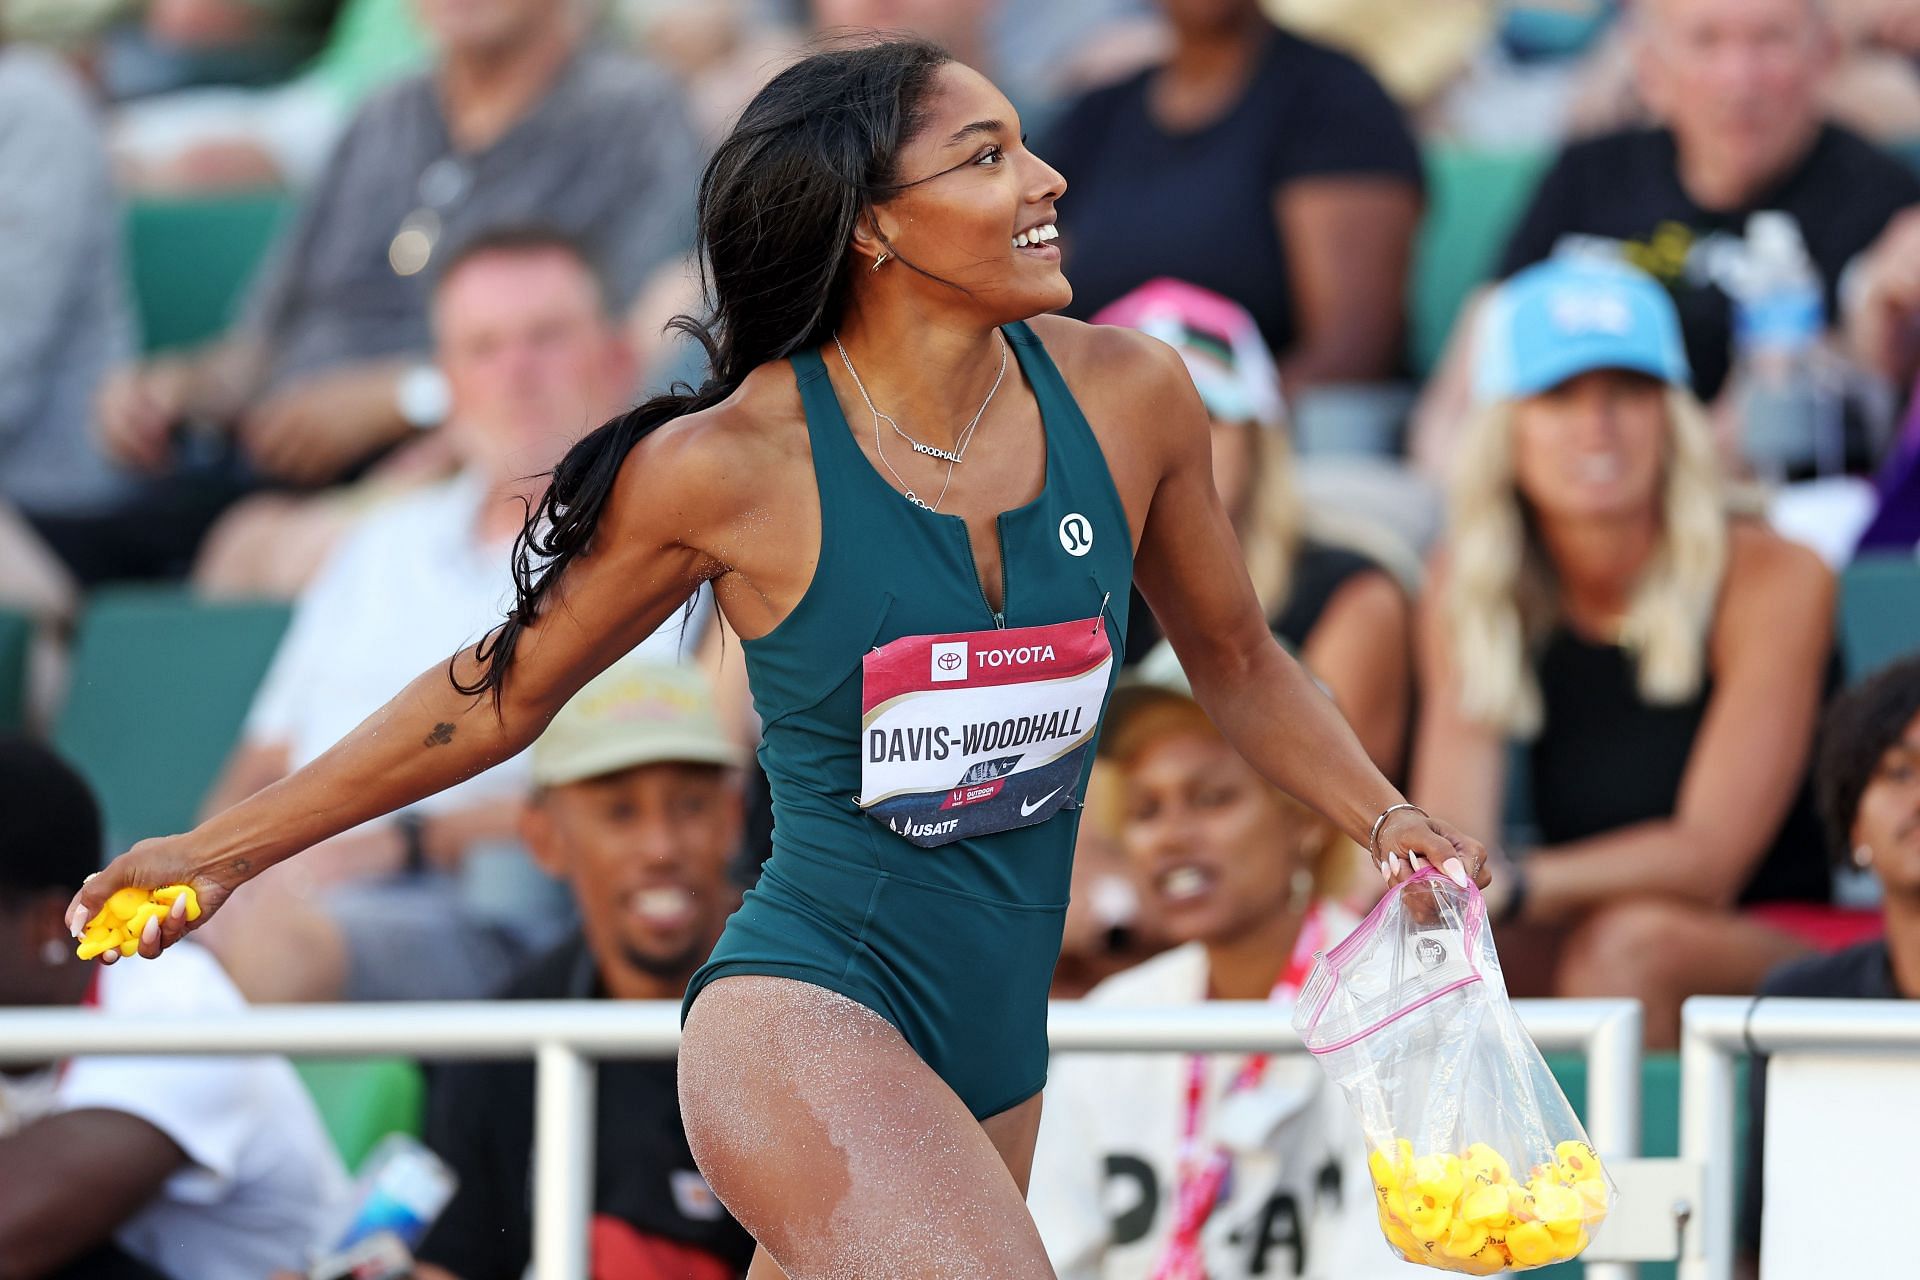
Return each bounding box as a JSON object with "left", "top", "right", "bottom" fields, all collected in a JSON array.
[{"left": 424, "top": 722, "right": 456, "bottom": 748}]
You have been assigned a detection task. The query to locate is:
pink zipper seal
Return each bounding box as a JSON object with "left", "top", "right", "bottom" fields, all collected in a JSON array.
[{"left": 1297, "top": 867, "right": 1489, "bottom": 1055}]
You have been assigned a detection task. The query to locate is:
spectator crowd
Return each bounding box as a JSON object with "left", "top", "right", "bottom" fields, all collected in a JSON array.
[{"left": 1, "top": 0, "right": 1918, "bottom": 1276}]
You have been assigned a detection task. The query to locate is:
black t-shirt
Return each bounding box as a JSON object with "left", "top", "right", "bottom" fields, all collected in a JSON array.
[
  {"left": 414, "top": 938, "right": 755, "bottom": 1280},
  {"left": 1528, "top": 629, "right": 1839, "bottom": 905},
  {"left": 1740, "top": 938, "right": 1900, "bottom": 1255},
  {"left": 1043, "top": 25, "right": 1423, "bottom": 360},
  {"left": 1499, "top": 124, "right": 1920, "bottom": 402}
]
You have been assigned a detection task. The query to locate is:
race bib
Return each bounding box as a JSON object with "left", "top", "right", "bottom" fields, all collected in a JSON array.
[{"left": 857, "top": 617, "right": 1113, "bottom": 848}]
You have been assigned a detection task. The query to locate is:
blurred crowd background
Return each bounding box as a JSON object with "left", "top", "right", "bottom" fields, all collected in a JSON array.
[{"left": 1, "top": 0, "right": 1919, "bottom": 1277}]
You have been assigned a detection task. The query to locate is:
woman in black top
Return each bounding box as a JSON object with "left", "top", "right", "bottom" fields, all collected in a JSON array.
[
  {"left": 1043, "top": 0, "right": 1423, "bottom": 387},
  {"left": 1414, "top": 258, "right": 1837, "bottom": 1047}
]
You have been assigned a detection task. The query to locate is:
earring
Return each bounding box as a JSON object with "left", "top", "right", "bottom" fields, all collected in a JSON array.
[
  {"left": 1853, "top": 844, "right": 1875, "bottom": 869},
  {"left": 40, "top": 938, "right": 69, "bottom": 967},
  {"left": 871, "top": 250, "right": 890, "bottom": 273}
]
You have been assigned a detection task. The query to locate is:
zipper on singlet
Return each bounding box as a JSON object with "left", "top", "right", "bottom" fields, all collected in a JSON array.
[{"left": 958, "top": 522, "right": 1007, "bottom": 629}]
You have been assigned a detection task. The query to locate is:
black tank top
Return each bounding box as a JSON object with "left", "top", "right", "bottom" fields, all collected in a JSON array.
[
  {"left": 1529, "top": 628, "right": 1836, "bottom": 905},
  {"left": 1122, "top": 539, "right": 1381, "bottom": 664}
]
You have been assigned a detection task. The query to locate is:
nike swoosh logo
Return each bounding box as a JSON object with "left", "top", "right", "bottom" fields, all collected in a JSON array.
[{"left": 1020, "top": 786, "right": 1065, "bottom": 818}]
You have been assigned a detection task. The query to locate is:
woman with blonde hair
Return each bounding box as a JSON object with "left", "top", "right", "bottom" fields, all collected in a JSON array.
[
  {"left": 1028, "top": 658, "right": 1394, "bottom": 1280},
  {"left": 1414, "top": 258, "right": 1845, "bottom": 1047}
]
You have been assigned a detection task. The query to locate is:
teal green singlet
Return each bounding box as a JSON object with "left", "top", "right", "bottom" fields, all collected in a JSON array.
[{"left": 682, "top": 321, "right": 1133, "bottom": 1119}]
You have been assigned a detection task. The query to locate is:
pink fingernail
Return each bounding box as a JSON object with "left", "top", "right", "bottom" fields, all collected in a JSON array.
[
  {"left": 1444, "top": 857, "right": 1471, "bottom": 888},
  {"left": 170, "top": 895, "right": 187, "bottom": 920},
  {"left": 141, "top": 915, "right": 160, "bottom": 948},
  {"left": 1388, "top": 852, "right": 1402, "bottom": 874},
  {"left": 1378, "top": 859, "right": 1391, "bottom": 884}
]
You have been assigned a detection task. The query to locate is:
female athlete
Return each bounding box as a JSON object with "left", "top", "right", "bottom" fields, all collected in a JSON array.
[{"left": 69, "top": 38, "right": 1489, "bottom": 1279}]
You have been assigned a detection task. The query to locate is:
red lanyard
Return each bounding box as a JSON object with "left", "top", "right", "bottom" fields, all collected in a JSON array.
[{"left": 1151, "top": 908, "right": 1324, "bottom": 1280}]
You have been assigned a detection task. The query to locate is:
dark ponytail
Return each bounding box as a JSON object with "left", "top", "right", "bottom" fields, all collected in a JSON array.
[{"left": 455, "top": 36, "right": 953, "bottom": 709}]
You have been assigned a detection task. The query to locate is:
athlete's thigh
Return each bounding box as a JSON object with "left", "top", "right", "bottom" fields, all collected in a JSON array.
[
  {"left": 742, "top": 1063, "right": 1046, "bottom": 1279},
  {"left": 679, "top": 975, "right": 1056, "bottom": 1279}
]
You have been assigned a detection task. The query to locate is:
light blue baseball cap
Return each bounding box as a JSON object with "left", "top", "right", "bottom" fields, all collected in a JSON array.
[{"left": 1473, "top": 257, "right": 1690, "bottom": 402}]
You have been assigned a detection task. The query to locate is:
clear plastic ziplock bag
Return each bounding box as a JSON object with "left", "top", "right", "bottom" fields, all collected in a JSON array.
[{"left": 1291, "top": 867, "right": 1615, "bottom": 1272}]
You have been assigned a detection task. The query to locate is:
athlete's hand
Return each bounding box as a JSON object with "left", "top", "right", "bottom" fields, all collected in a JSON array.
[
  {"left": 64, "top": 833, "right": 245, "bottom": 964},
  {"left": 1373, "top": 809, "right": 1490, "bottom": 892}
]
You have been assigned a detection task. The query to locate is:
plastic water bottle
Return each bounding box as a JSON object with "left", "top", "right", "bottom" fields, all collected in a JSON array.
[
  {"left": 1732, "top": 211, "right": 1843, "bottom": 481},
  {"left": 331, "top": 1133, "right": 458, "bottom": 1253}
]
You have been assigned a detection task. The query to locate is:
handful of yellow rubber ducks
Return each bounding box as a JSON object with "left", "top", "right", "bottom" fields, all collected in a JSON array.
[
  {"left": 1369, "top": 1137, "right": 1610, "bottom": 1272},
  {"left": 75, "top": 885, "right": 201, "bottom": 960}
]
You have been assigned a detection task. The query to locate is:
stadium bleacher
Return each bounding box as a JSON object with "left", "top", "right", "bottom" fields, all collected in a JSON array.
[{"left": 53, "top": 587, "right": 291, "bottom": 852}]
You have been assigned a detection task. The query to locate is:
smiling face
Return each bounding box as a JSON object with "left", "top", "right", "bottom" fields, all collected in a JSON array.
[
  {"left": 1116, "top": 723, "right": 1322, "bottom": 946},
  {"left": 1511, "top": 369, "right": 1669, "bottom": 525},
  {"left": 523, "top": 762, "right": 742, "bottom": 990},
  {"left": 861, "top": 61, "right": 1071, "bottom": 323},
  {"left": 1855, "top": 709, "right": 1920, "bottom": 901}
]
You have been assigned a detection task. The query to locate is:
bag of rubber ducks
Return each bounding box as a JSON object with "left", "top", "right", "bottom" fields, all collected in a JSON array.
[{"left": 1291, "top": 866, "right": 1614, "bottom": 1272}]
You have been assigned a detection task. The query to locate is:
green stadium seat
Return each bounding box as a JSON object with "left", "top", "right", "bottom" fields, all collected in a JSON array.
[
  {"left": 294, "top": 1057, "right": 427, "bottom": 1172},
  {"left": 1838, "top": 553, "right": 1920, "bottom": 681},
  {"left": 126, "top": 195, "right": 293, "bottom": 354},
  {"left": 1411, "top": 147, "right": 1551, "bottom": 377},
  {"left": 1541, "top": 1050, "right": 1742, "bottom": 1279},
  {"left": 0, "top": 609, "right": 29, "bottom": 734},
  {"left": 54, "top": 587, "right": 291, "bottom": 852}
]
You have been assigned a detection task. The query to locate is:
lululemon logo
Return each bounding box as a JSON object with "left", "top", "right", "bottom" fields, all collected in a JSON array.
[{"left": 1059, "top": 513, "right": 1093, "bottom": 557}]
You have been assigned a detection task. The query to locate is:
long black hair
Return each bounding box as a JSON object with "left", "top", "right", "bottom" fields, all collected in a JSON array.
[{"left": 455, "top": 37, "right": 953, "bottom": 708}]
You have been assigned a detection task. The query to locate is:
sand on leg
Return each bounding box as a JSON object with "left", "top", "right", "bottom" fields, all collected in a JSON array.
[{"left": 680, "top": 975, "right": 1056, "bottom": 1280}]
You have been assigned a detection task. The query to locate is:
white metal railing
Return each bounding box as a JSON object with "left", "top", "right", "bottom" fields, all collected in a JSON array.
[
  {"left": 0, "top": 997, "right": 1642, "bottom": 1280},
  {"left": 1679, "top": 995, "right": 1920, "bottom": 1280}
]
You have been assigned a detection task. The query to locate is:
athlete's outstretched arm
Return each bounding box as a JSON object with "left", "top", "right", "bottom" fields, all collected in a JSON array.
[
  {"left": 66, "top": 416, "right": 740, "bottom": 955},
  {"left": 1124, "top": 337, "right": 1487, "bottom": 889}
]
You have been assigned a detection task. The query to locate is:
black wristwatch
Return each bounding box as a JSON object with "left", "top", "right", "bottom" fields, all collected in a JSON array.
[{"left": 395, "top": 811, "right": 430, "bottom": 876}]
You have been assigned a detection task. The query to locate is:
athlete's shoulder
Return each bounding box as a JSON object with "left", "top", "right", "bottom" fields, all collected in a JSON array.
[
  {"left": 1026, "top": 314, "right": 1200, "bottom": 425},
  {"left": 1028, "top": 313, "right": 1186, "bottom": 384},
  {"left": 631, "top": 362, "right": 804, "bottom": 477},
  {"left": 608, "top": 361, "right": 808, "bottom": 533},
  {"left": 1082, "top": 942, "right": 1209, "bottom": 1006}
]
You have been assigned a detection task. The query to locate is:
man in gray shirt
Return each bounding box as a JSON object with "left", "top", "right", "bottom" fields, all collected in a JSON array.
[
  {"left": 75, "top": 0, "right": 699, "bottom": 581},
  {"left": 0, "top": 43, "right": 139, "bottom": 522}
]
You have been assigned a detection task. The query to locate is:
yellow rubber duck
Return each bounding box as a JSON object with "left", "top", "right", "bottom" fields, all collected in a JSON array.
[
  {"left": 1459, "top": 1180, "right": 1510, "bottom": 1227},
  {"left": 1413, "top": 1153, "right": 1466, "bottom": 1206},
  {"left": 1406, "top": 1192, "right": 1451, "bottom": 1243},
  {"left": 1462, "top": 1141, "right": 1512, "bottom": 1186},
  {"left": 1529, "top": 1181, "right": 1585, "bottom": 1233},
  {"left": 1554, "top": 1140, "right": 1601, "bottom": 1183},
  {"left": 75, "top": 885, "right": 200, "bottom": 960},
  {"left": 1439, "top": 1218, "right": 1490, "bottom": 1261},
  {"left": 1505, "top": 1221, "right": 1557, "bottom": 1267}
]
